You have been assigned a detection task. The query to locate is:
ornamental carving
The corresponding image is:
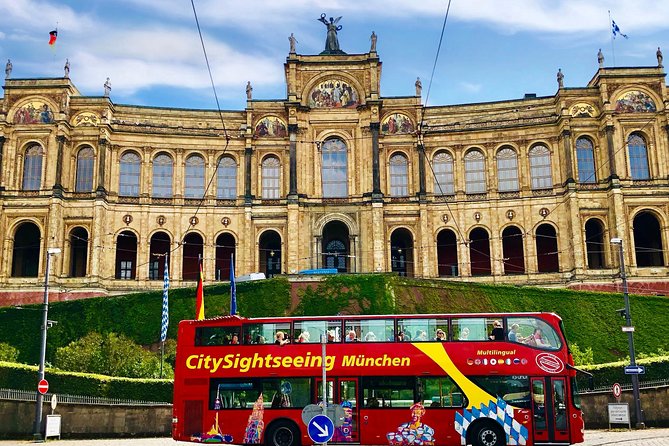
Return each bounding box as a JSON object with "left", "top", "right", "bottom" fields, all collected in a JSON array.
[
  {"left": 308, "top": 78, "right": 359, "bottom": 108},
  {"left": 382, "top": 113, "right": 415, "bottom": 134},
  {"left": 254, "top": 116, "right": 287, "bottom": 138},
  {"left": 615, "top": 90, "right": 656, "bottom": 113},
  {"left": 539, "top": 208, "right": 550, "bottom": 218},
  {"left": 122, "top": 214, "right": 133, "bottom": 225},
  {"left": 72, "top": 112, "right": 99, "bottom": 127},
  {"left": 157, "top": 215, "right": 166, "bottom": 226},
  {"left": 569, "top": 103, "right": 598, "bottom": 118},
  {"left": 221, "top": 217, "right": 231, "bottom": 227}
]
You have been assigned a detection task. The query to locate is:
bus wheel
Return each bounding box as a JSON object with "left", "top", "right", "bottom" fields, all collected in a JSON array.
[
  {"left": 470, "top": 421, "right": 505, "bottom": 446},
  {"left": 265, "top": 420, "right": 299, "bottom": 446}
]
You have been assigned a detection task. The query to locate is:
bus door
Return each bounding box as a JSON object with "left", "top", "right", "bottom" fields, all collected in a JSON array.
[
  {"left": 531, "top": 377, "right": 569, "bottom": 444},
  {"left": 316, "top": 378, "right": 360, "bottom": 443}
]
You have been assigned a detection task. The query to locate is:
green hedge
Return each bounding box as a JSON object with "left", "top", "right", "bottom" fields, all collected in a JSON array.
[
  {"left": 577, "top": 355, "right": 669, "bottom": 389},
  {"left": 2, "top": 274, "right": 668, "bottom": 367},
  {"left": 0, "top": 361, "right": 172, "bottom": 402}
]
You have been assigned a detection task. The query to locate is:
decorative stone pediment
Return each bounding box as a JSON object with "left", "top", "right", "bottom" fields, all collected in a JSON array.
[
  {"left": 72, "top": 111, "right": 100, "bottom": 127},
  {"left": 570, "top": 102, "right": 598, "bottom": 118}
]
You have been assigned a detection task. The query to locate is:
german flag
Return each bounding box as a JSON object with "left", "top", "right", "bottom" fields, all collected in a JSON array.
[{"left": 48, "top": 30, "right": 58, "bottom": 46}]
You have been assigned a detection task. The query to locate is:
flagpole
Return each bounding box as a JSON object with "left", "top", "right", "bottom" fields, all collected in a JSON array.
[
  {"left": 608, "top": 10, "right": 616, "bottom": 66},
  {"left": 160, "top": 252, "right": 169, "bottom": 379}
]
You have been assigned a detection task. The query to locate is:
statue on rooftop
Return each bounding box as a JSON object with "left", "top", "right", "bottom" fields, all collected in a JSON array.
[
  {"left": 289, "top": 33, "right": 297, "bottom": 54},
  {"left": 415, "top": 77, "right": 422, "bottom": 96},
  {"left": 103, "top": 77, "right": 111, "bottom": 97},
  {"left": 318, "top": 14, "right": 343, "bottom": 54},
  {"left": 657, "top": 47, "right": 663, "bottom": 68},
  {"left": 557, "top": 68, "right": 564, "bottom": 88},
  {"left": 246, "top": 81, "right": 253, "bottom": 100},
  {"left": 370, "top": 31, "right": 377, "bottom": 52},
  {"left": 598, "top": 48, "right": 604, "bottom": 68},
  {"left": 5, "top": 59, "right": 11, "bottom": 79},
  {"left": 64, "top": 59, "right": 70, "bottom": 78}
]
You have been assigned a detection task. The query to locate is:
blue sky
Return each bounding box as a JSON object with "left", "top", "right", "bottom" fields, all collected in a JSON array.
[{"left": 1, "top": 0, "right": 668, "bottom": 111}]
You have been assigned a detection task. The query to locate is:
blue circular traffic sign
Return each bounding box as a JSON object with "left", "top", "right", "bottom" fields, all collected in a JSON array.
[{"left": 307, "top": 414, "right": 334, "bottom": 443}]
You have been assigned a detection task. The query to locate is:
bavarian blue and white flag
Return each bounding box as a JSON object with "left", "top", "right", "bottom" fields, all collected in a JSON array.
[
  {"left": 160, "top": 254, "right": 169, "bottom": 342},
  {"left": 612, "top": 20, "right": 628, "bottom": 39},
  {"left": 230, "top": 253, "right": 237, "bottom": 316}
]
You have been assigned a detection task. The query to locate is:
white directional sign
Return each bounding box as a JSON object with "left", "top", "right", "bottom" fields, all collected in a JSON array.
[
  {"left": 621, "top": 326, "right": 635, "bottom": 332},
  {"left": 624, "top": 365, "right": 645, "bottom": 375},
  {"left": 307, "top": 414, "right": 334, "bottom": 443}
]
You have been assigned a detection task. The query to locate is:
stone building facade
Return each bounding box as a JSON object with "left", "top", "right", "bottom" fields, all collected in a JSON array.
[{"left": 1, "top": 46, "right": 668, "bottom": 304}]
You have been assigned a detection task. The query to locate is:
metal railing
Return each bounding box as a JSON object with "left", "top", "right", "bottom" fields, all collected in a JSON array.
[
  {"left": 0, "top": 388, "right": 170, "bottom": 406},
  {"left": 579, "top": 379, "right": 669, "bottom": 394}
]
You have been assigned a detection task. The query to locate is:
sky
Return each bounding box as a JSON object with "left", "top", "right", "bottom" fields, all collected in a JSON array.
[{"left": 1, "top": 0, "right": 668, "bottom": 111}]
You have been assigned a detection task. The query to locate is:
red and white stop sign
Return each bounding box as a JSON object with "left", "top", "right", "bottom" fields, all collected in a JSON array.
[
  {"left": 612, "top": 382, "right": 622, "bottom": 398},
  {"left": 37, "top": 379, "right": 49, "bottom": 395}
]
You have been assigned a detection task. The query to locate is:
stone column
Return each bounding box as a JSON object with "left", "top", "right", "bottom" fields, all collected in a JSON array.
[
  {"left": 96, "top": 138, "right": 108, "bottom": 197},
  {"left": 288, "top": 124, "right": 298, "bottom": 199},
  {"left": 606, "top": 125, "right": 617, "bottom": 179},
  {"left": 286, "top": 203, "right": 299, "bottom": 274},
  {"left": 417, "top": 144, "right": 426, "bottom": 199},
  {"left": 372, "top": 202, "right": 385, "bottom": 271},
  {"left": 562, "top": 130, "right": 574, "bottom": 183},
  {"left": 53, "top": 135, "right": 66, "bottom": 196},
  {"left": 370, "top": 123, "right": 382, "bottom": 198},
  {"left": 244, "top": 147, "right": 253, "bottom": 204},
  {"left": 0, "top": 136, "right": 5, "bottom": 190}
]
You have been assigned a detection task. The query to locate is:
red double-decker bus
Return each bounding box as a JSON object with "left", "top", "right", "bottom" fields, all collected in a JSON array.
[{"left": 172, "top": 312, "right": 584, "bottom": 446}]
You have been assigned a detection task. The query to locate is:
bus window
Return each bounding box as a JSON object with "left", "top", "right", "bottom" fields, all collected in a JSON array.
[
  {"left": 243, "top": 322, "right": 291, "bottom": 345},
  {"left": 397, "top": 318, "right": 448, "bottom": 342},
  {"left": 345, "top": 318, "right": 394, "bottom": 343},
  {"left": 196, "top": 326, "right": 240, "bottom": 346},
  {"left": 293, "top": 320, "right": 341, "bottom": 343},
  {"left": 470, "top": 375, "right": 531, "bottom": 409},
  {"left": 419, "top": 376, "right": 466, "bottom": 408},
  {"left": 361, "top": 376, "right": 415, "bottom": 408},
  {"left": 209, "top": 380, "right": 256, "bottom": 410},
  {"left": 507, "top": 317, "right": 562, "bottom": 350},
  {"left": 263, "top": 378, "right": 311, "bottom": 408},
  {"left": 452, "top": 318, "right": 491, "bottom": 341}
]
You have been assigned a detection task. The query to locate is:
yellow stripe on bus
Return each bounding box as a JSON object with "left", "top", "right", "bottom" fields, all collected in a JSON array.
[{"left": 413, "top": 343, "right": 496, "bottom": 410}]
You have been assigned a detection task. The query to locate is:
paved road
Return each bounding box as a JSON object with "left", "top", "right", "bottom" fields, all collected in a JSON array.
[{"left": 1, "top": 429, "right": 668, "bottom": 445}]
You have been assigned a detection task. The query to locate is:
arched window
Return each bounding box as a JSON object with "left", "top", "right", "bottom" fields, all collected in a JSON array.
[
  {"left": 628, "top": 133, "right": 650, "bottom": 180},
  {"left": 502, "top": 226, "right": 525, "bottom": 274},
  {"left": 149, "top": 232, "right": 171, "bottom": 280},
  {"left": 391, "top": 228, "right": 414, "bottom": 277},
  {"left": 115, "top": 230, "right": 137, "bottom": 279},
  {"left": 436, "top": 229, "right": 458, "bottom": 276},
  {"left": 215, "top": 233, "right": 236, "bottom": 280},
  {"left": 259, "top": 230, "right": 282, "bottom": 277},
  {"left": 152, "top": 154, "right": 173, "bottom": 198},
  {"left": 584, "top": 219, "right": 605, "bottom": 269},
  {"left": 22, "top": 144, "right": 44, "bottom": 191},
  {"left": 496, "top": 147, "right": 519, "bottom": 192},
  {"left": 575, "top": 137, "right": 596, "bottom": 183},
  {"left": 529, "top": 145, "right": 553, "bottom": 190},
  {"left": 321, "top": 138, "right": 348, "bottom": 197},
  {"left": 119, "top": 152, "right": 141, "bottom": 197},
  {"left": 182, "top": 232, "right": 204, "bottom": 280},
  {"left": 69, "top": 227, "right": 89, "bottom": 277},
  {"left": 433, "top": 151, "right": 454, "bottom": 195},
  {"left": 185, "top": 154, "right": 205, "bottom": 198},
  {"left": 536, "top": 224, "right": 559, "bottom": 272},
  {"left": 12, "top": 222, "right": 41, "bottom": 277},
  {"left": 389, "top": 153, "right": 409, "bottom": 197},
  {"left": 469, "top": 227, "right": 491, "bottom": 276},
  {"left": 261, "top": 156, "right": 281, "bottom": 199},
  {"left": 322, "top": 221, "right": 350, "bottom": 272},
  {"left": 217, "top": 156, "right": 237, "bottom": 199},
  {"left": 464, "top": 150, "right": 486, "bottom": 194},
  {"left": 75, "top": 146, "right": 95, "bottom": 192},
  {"left": 633, "top": 212, "right": 664, "bottom": 266}
]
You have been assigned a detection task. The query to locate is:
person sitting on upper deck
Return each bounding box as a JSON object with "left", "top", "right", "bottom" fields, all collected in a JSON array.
[
  {"left": 490, "top": 320, "right": 504, "bottom": 341},
  {"left": 345, "top": 330, "right": 358, "bottom": 342},
  {"left": 434, "top": 329, "right": 446, "bottom": 341},
  {"left": 275, "top": 331, "right": 289, "bottom": 346}
]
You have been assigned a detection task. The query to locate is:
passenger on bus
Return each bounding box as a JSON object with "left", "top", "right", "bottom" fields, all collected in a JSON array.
[
  {"left": 508, "top": 324, "right": 521, "bottom": 343},
  {"left": 297, "top": 331, "right": 310, "bottom": 343},
  {"left": 459, "top": 327, "right": 470, "bottom": 340},
  {"left": 231, "top": 334, "right": 240, "bottom": 345},
  {"left": 525, "top": 328, "right": 549, "bottom": 347},
  {"left": 434, "top": 329, "right": 446, "bottom": 341},
  {"left": 364, "top": 331, "right": 377, "bottom": 342},
  {"left": 346, "top": 330, "right": 358, "bottom": 342},
  {"left": 416, "top": 330, "right": 428, "bottom": 341},
  {"left": 275, "top": 331, "right": 289, "bottom": 346},
  {"left": 396, "top": 330, "right": 406, "bottom": 342},
  {"left": 490, "top": 320, "right": 504, "bottom": 341},
  {"left": 327, "top": 330, "right": 336, "bottom": 342},
  {"left": 255, "top": 335, "right": 266, "bottom": 344}
]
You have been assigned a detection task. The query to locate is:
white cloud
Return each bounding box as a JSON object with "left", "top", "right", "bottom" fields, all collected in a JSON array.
[{"left": 459, "top": 82, "right": 482, "bottom": 93}]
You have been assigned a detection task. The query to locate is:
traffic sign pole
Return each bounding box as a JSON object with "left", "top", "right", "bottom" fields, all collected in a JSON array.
[{"left": 321, "top": 333, "right": 328, "bottom": 446}]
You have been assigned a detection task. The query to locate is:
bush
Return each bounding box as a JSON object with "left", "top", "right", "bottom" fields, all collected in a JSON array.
[
  {"left": 55, "top": 332, "right": 173, "bottom": 379},
  {"left": 0, "top": 361, "right": 172, "bottom": 402},
  {"left": 570, "top": 343, "right": 594, "bottom": 366},
  {"left": 0, "top": 342, "right": 18, "bottom": 362},
  {"left": 577, "top": 355, "right": 669, "bottom": 389}
]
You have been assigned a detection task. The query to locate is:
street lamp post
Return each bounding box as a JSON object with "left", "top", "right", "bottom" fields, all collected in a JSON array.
[
  {"left": 33, "top": 247, "right": 60, "bottom": 441},
  {"left": 610, "top": 238, "right": 644, "bottom": 428}
]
